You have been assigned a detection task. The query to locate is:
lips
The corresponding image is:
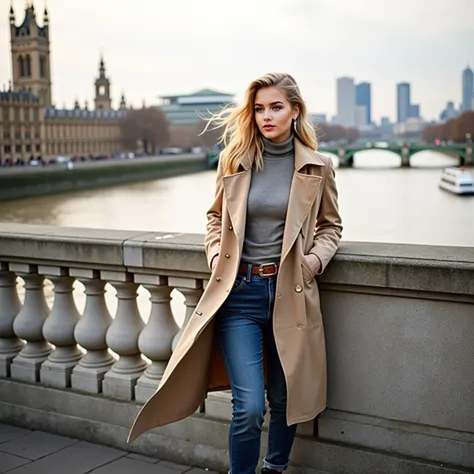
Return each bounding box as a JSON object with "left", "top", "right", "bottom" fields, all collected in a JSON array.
[{"left": 263, "top": 125, "right": 274, "bottom": 130}]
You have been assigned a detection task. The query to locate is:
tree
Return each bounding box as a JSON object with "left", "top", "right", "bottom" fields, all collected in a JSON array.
[
  {"left": 315, "top": 122, "right": 359, "bottom": 142},
  {"left": 422, "top": 111, "right": 474, "bottom": 142},
  {"left": 120, "top": 107, "right": 170, "bottom": 155}
]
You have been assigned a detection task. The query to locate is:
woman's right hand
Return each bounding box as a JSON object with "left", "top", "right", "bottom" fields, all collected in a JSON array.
[{"left": 211, "top": 254, "right": 219, "bottom": 271}]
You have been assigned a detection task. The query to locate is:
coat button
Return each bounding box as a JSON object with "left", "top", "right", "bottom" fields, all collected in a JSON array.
[
  {"left": 229, "top": 225, "right": 233, "bottom": 230},
  {"left": 216, "top": 277, "right": 221, "bottom": 282},
  {"left": 225, "top": 254, "right": 230, "bottom": 258},
  {"left": 294, "top": 284, "right": 303, "bottom": 293}
]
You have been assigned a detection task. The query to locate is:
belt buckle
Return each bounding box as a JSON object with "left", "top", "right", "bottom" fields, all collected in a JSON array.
[{"left": 258, "top": 262, "right": 278, "bottom": 278}]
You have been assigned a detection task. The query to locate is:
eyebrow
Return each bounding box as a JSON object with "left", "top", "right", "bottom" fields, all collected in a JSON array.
[{"left": 254, "top": 101, "right": 284, "bottom": 106}]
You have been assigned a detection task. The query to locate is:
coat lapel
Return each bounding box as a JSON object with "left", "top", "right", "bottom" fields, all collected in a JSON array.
[
  {"left": 222, "top": 138, "right": 325, "bottom": 261},
  {"left": 280, "top": 139, "right": 325, "bottom": 263},
  {"left": 222, "top": 169, "right": 251, "bottom": 246}
]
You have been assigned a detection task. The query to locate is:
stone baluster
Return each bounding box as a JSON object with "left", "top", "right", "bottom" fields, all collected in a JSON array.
[
  {"left": 134, "top": 274, "right": 179, "bottom": 403},
  {"left": 102, "top": 271, "right": 147, "bottom": 400},
  {"left": 0, "top": 262, "right": 23, "bottom": 377},
  {"left": 169, "top": 277, "right": 203, "bottom": 352},
  {"left": 71, "top": 269, "right": 114, "bottom": 393},
  {"left": 39, "top": 266, "right": 82, "bottom": 387},
  {"left": 10, "top": 264, "right": 52, "bottom": 382}
]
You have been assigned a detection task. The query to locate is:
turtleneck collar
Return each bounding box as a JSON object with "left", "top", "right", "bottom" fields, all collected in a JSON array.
[{"left": 262, "top": 132, "right": 294, "bottom": 159}]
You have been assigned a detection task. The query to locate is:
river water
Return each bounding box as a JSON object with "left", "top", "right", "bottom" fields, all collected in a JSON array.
[
  {"left": 1, "top": 150, "right": 473, "bottom": 247},
  {"left": 1, "top": 150, "right": 472, "bottom": 321}
]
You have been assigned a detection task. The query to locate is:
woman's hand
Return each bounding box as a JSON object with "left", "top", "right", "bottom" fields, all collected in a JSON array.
[
  {"left": 211, "top": 254, "right": 219, "bottom": 271},
  {"left": 304, "top": 253, "right": 321, "bottom": 276}
]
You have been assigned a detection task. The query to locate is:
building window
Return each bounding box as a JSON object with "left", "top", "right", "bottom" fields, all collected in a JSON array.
[
  {"left": 33, "top": 108, "right": 39, "bottom": 121},
  {"left": 3, "top": 131, "right": 10, "bottom": 139},
  {"left": 25, "top": 130, "right": 31, "bottom": 139},
  {"left": 15, "top": 131, "right": 21, "bottom": 139},
  {"left": 4, "top": 145, "right": 10, "bottom": 154},
  {"left": 26, "top": 55, "right": 32, "bottom": 77},
  {"left": 26, "top": 144, "right": 31, "bottom": 152},
  {"left": 14, "top": 108, "right": 20, "bottom": 121},
  {"left": 34, "top": 129, "right": 40, "bottom": 139},
  {"left": 15, "top": 145, "right": 21, "bottom": 153},
  {"left": 35, "top": 144, "right": 41, "bottom": 152},
  {"left": 40, "top": 56, "right": 46, "bottom": 78},
  {"left": 18, "top": 56, "right": 24, "bottom": 77},
  {"left": 2, "top": 108, "right": 8, "bottom": 121}
]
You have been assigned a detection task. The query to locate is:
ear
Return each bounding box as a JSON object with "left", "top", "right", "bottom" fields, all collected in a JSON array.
[{"left": 293, "top": 104, "right": 300, "bottom": 121}]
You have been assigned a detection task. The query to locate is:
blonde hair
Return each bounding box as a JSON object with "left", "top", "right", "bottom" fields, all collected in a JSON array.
[{"left": 203, "top": 73, "right": 317, "bottom": 175}]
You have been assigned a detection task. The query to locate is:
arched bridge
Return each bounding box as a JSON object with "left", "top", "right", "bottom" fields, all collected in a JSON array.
[
  {"left": 318, "top": 143, "right": 473, "bottom": 168},
  {"left": 206, "top": 143, "right": 473, "bottom": 169}
]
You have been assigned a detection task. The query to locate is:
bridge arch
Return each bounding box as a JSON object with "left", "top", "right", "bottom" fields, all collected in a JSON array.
[{"left": 349, "top": 148, "right": 402, "bottom": 168}]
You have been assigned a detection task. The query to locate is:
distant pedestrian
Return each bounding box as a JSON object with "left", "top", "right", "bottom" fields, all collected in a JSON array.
[{"left": 129, "top": 73, "right": 343, "bottom": 474}]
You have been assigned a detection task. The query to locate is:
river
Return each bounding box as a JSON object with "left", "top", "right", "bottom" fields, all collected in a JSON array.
[{"left": 0, "top": 150, "right": 473, "bottom": 247}]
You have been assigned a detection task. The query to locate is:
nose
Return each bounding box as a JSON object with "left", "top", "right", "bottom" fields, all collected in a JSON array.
[{"left": 263, "top": 110, "right": 272, "bottom": 121}]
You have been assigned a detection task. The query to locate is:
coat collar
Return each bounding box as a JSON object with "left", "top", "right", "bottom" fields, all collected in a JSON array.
[
  {"left": 239, "top": 136, "right": 325, "bottom": 172},
  {"left": 222, "top": 136, "right": 325, "bottom": 264}
]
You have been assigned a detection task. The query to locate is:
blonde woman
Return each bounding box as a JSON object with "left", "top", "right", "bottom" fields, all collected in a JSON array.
[{"left": 129, "top": 73, "right": 343, "bottom": 474}]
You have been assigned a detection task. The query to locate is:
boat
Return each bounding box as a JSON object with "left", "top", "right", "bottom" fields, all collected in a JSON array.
[{"left": 439, "top": 167, "right": 474, "bottom": 195}]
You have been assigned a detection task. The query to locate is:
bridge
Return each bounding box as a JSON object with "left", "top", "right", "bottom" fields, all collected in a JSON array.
[
  {"left": 319, "top": 142, "right": 474, "bottom": 168},
  {"left": 0, "top": 223, "right": 472, "bottom": 473},
  {"left": 207, "top": 142, "right": 474, "bottom": 168}
]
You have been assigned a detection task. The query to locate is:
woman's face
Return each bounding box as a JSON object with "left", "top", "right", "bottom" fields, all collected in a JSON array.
[{"left": 254, "top": 86, "right": 299, "bottom": 143}]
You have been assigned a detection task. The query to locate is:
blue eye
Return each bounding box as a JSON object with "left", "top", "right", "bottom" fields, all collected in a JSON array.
[{"left": 273, "top": 106, "right": 281, "bottom": 111}]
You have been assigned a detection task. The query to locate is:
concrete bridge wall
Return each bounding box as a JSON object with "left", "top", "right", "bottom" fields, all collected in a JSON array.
[
  {"left": 0, "top": 224, "right": 472, "bottom": 473},
  {"left": 0, "top": 154, "right": 208, "bottom": 202}
]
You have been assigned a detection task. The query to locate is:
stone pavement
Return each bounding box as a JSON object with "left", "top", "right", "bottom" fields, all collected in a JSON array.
[{"left": 0, "top": 423, "right": 220, "bottom": 474}]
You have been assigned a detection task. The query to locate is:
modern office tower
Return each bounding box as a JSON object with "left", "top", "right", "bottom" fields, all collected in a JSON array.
[
  {"left": 409, "top": 104, "right": 420, "bottom": 119},
  {"left": 356, "top": 82, "right": 371, "bottom": 124},
  {"left": 336, "top": 77, "right": 356, "bottom": 127},
  {"left": 397, "top": 82, "right": 411, "bottom": 123},
  {"left": 461, "top": 65, "right": 473, "bottom": 111}
]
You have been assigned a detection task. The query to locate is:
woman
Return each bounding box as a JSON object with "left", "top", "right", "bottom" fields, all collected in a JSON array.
[{"left": 128, "top": 73, "right": 342, "bottom": 474}]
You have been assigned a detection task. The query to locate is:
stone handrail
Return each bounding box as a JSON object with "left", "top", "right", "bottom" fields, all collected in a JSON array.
[{"left": 0, "top": 222, "right": 473, "bottom": 472}]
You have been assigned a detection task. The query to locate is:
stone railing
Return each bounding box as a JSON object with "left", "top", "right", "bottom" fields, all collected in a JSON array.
[{"left": 0, "top": 223, "right": 473, "bottom": 474}]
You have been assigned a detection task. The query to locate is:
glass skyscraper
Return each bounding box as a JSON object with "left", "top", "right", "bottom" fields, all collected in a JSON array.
[
  {"left": 356, "top": 82, "right": 371, "bottom": 125},
  {"left": 397, "top": 83, "right": 411, "bottom": 123},
  {"left": 462, "top": 66, "right": 473, "bottom": 112}
]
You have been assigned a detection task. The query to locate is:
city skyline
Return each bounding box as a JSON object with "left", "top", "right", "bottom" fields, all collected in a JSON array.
[{"left": 0, "top": 0, "right": 473, "bottom": 122}]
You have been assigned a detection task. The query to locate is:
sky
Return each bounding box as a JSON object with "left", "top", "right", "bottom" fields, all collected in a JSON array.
[{"left": 0, "top": 0, "right": 473, "bottom": 123}]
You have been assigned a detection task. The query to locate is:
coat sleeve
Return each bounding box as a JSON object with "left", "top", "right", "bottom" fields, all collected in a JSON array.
[
  {"left": 309, "top": 157, "right": 343, "bottom": 275},
  {"left": 204, "top": 157, "right": 224, "bottom": 270}
]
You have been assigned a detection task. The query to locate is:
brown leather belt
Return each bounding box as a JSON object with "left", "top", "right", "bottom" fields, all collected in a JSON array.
[{"left": 238, "top": 262, "right": 279, "bottom": 278}]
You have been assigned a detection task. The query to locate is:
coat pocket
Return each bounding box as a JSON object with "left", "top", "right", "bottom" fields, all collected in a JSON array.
[{"left": 301, "top": 256, "right": 315, "bottom": 283}]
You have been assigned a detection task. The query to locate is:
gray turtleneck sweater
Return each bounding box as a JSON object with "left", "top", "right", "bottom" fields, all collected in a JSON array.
[{"left": 241, "top": 134, "right": 295, "bottom": 264}]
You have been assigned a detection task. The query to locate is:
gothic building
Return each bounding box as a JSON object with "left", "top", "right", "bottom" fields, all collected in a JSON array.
[{"left": 0, "top": 1, "right": 127, "bottom": 163}]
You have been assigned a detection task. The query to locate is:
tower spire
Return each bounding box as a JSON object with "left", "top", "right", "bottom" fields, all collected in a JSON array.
[
  {"left": 44, "top": 0, "right": 49, "bottom": 24},
  {"left": 9, "top": 0, "right": 15, "bottom": 24}
]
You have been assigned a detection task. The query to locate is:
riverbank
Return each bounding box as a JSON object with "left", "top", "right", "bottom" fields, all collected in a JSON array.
[{"left": 0, "top": 154, "right": 208, "bottom": 201}]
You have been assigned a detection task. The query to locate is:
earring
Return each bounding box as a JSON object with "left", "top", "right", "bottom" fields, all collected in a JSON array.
[{"left": 293, "top": 118, "right": 297, "bottom": 131}]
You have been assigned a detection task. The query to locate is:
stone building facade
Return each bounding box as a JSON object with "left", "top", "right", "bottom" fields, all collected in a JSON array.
[{"left": 0, "top": 2, "right": 126, "bottom": 163}]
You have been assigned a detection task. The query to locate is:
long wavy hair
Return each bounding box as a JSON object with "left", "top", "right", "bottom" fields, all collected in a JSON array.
[{"left": 202, "top": 73, "right": 318, "bottom": 175}]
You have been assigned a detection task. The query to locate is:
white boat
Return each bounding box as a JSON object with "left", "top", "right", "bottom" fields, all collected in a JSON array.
[{"left": 439, "top": 167, "right": 474, "bottom": 195}]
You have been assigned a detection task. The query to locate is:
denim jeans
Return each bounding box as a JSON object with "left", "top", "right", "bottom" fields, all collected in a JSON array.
[{"left": 215, "top": 264, "right": 297, "bottom": 474}]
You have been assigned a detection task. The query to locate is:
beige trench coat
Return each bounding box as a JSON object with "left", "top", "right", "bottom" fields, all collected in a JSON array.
[{"left": 128, "top": 138, "right": 342, "bottom": 442}]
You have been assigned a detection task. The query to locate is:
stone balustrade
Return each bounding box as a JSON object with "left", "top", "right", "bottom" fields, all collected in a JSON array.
[{"left": 0, "top": 222, "right": 473, "bottom": 474}]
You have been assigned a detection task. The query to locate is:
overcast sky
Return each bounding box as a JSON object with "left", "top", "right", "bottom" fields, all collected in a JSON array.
[{"left": 1, "top": 0, "right": 473, "bottom": 122}]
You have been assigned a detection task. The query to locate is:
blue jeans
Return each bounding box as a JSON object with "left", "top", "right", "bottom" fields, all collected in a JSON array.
[{"left": 215, "top": 264, "right": 297, "bottom": 473}]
